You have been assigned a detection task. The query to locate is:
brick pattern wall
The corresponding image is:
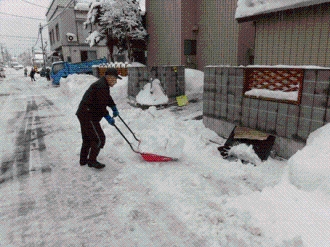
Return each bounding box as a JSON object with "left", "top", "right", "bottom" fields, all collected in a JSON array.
[
  {"left": 128, "top": 66, "right": 185, "bottom": 100},
  {"left": 203, "top": 66, "right": 330, "bottom": 156}
]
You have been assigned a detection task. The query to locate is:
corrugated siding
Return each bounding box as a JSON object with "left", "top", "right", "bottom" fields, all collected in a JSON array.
[
  {"left": 254, "top": 4, "right": 330, "bottom": 66},
  {"left": 197, "top": 0, "right": 239, "bottom": 67},
  {"left": 148, "top": 0, "right": 182, "bottom": 66}
]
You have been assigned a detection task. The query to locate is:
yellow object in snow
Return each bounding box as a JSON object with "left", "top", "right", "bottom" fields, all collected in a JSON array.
[{"left": 176, "top": 95, "right": 188, "bottom": 106}]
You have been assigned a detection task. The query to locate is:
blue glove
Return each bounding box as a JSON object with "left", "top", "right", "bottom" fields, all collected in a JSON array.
[
  {"left": 104, "top": 114, "right": 115, "bottom": 125},
  {"left": 111, "top": 106, "right": 119, "bottom": 117}
]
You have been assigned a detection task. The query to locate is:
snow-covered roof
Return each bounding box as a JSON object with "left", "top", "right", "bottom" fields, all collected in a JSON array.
[
  {"left": 236, "top": 0, "right": 330, "bottom": 21},
  {"left": 75, "top": 3, "right": 90, "bottom": 11}
]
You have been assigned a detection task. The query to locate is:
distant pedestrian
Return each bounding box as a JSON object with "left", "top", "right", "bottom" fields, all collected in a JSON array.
[
  {"left": 76, "top": 68, "right": 121, "bottom": 169},
  {"left": 24, "top": 67, "right": 28, "bottom": 77},
  {"left": 30, "top": 68, "right": 36, "bottom": 81},
  {"left": 45, "top": 68, "right": 51, "bottom": 81}
]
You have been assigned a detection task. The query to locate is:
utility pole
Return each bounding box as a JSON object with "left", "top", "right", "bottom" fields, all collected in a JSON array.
[
  {"left": 32, "top": 47, "right": 35, "bottom": 67},
  {"left": 39, "top": 23, "right": 46, "bottom": 70}
]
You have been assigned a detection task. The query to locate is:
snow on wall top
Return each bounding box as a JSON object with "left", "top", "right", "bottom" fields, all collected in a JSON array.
[{"left": 236, "top": 0, "right": 330, "bottom": 20}]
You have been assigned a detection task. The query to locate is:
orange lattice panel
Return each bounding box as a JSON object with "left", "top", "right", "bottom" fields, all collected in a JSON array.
[{"left": 244, "top": 67, "right": 304, "bottom": 104}]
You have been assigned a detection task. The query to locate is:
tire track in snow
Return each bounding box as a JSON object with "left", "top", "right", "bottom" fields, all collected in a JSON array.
[{"left": 0, "top": 96, "right": 51, "bottom": 183}]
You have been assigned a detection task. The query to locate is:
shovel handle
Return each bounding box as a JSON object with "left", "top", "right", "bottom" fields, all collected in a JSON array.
[
  {"left": 117, "top": 115, "right": 140, "bottom": 142},
  {"left": 113, "top": 124, "right": 140, "bottom": 154}
]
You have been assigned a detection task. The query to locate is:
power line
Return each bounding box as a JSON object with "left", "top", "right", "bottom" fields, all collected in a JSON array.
[
  {"left": 43, "top": 0, "right": 75, "bottom": 28},
  {"left": 0, "top": 34, "right": 38, "bottom": 40},
  {"left": 0, "top": 11, "right": 46, "bottom": 21},
  {"left": 20, "top": 0, "right": 49, "bottom": 9}
]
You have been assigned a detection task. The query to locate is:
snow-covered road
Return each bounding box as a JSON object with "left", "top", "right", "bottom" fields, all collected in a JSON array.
[{"left": 0, "top": 68, "right": 329, "bottom": 247}]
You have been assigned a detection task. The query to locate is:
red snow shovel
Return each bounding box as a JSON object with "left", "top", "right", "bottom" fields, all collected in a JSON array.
[{"left": 113, "top": 115, "right": 178, "bottom": 162}]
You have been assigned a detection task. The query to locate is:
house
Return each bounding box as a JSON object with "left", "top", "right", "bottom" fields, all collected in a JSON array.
[
  {"left": 146, "top": 0, "right": 255, "bottom": 70},
  {"left": 202, "top": 0, "right": 330, "bottom": 158},
  {"left": 236, "top": 0, "right": 330, "bottom": 66},
  {"left": 46, "top": 0, "right": 109, "bottom": 63}
]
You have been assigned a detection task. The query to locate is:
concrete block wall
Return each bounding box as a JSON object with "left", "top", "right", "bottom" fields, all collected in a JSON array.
[
  {"left": 128, "top": 66, "right": 185, "bottom": 101},
  {"left": 203, "top": 66, "right": 330, "bottom": 158}
]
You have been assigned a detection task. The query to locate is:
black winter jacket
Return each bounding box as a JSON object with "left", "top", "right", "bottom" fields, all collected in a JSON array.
[{"left": 76, "top": 77, "right": 116, "bottom": 122}]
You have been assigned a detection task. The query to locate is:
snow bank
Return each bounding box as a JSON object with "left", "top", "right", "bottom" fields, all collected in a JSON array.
[
  {"left": 136, "top": 79, "right": 169, "bottom": 106},
  {"left": 288, "top": 123, "right": 330, "bottom": 194},
  {"left": 226, "top": 170, "right": 330, "bottom": 246},
  {"left": 59, "top": 74, "right": 96, "bottom": 111}
]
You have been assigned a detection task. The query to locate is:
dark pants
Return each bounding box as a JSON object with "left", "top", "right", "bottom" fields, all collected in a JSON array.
[{"left": 78, "top": 116, "right": 106, "bottom": 164}]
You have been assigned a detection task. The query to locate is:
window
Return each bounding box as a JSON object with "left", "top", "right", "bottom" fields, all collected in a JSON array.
[
  {"left": 184, "top": 39, "right": 197, "bottom": 55},
  {"left": 52, "top": 62, "right": 64, "bottom": 74},
  {"left": 51, "top": 30, "right": 55, "bottom": 45},
  {"left": 55, "top": 24, "right": 60, "bottom": 41},
  {"left": 49, "top": 32, "right": 52, "bottom": 45},
  {"left": 81, "top": 50, "right": 97, "bottom": 61},
  {"left": 184, "top": 40, "right": 197, "bottom": 55},
  {"left": 49, "top": 30, "right": 55, "bottom": 45}
]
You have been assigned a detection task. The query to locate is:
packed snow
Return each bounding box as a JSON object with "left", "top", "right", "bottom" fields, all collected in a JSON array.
[
  {"left": 245, "top": 88, "right": 299, "bottom": 101},
  {"left": 136, "top": 79, "right": 169, "bottom": 106},
  {"left": 0, "top": 68, "right": 329, "bottom": 246},
  {"left": 236, "top": 0, "right": 330, "bottom": 19}
]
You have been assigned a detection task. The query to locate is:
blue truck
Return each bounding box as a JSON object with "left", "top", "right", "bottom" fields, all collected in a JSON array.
[{"left": 50, "top": 57, "right": 107, "bottom": 85}]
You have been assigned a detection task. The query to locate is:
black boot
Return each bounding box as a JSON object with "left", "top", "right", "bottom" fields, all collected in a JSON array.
[
  {"left": 88, "top": 161, "right": 106, "bottom": 169},
  {"left": 88, "top": 145, "right": 105, "bottom": 169}
]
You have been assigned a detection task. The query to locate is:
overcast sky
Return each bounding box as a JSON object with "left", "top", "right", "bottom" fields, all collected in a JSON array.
[{"left": 0, "top": 0, "right": 51, "bottom": 57}]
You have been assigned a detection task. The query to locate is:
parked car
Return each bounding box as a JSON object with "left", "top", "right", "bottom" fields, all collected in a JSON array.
[{"left": 13, "top": 64, "right": 24, "bottom": 70}]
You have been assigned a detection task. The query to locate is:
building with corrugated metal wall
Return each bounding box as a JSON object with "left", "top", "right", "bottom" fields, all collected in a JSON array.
[
  {"left": 146, "top": 0, "right": 253, "bottom": 70},
  {"left": 237, "top": 1, "right": 330, "bottom": 66}
]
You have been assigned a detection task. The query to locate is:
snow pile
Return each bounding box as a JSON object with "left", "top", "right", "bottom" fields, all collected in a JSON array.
[
  {"left": 185, "top": 68, "right": 204, "bottom": 99},
  {"left": 137, "top": 107, "right": 184, "bottom": 158},
  {"left": 236, "top": 0, "right": 329, "bottom": 19},
  {"left": 288, "top": 123, "right": 330, "bottom": 194},
  {"left": 136, "top": 79, "right": 169, "bottom": 106},
  {"left": 226, "top": 170, "right": 330, "bottom": 246},
  {"left": 245, "top": 88, "right": 299, "bottom": 101},
  {"left": 59, "top": 74, "right": 96, "bottom": 110},
  {"left": 228, "top": 143, "right": 262, "bottom": 165}
]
